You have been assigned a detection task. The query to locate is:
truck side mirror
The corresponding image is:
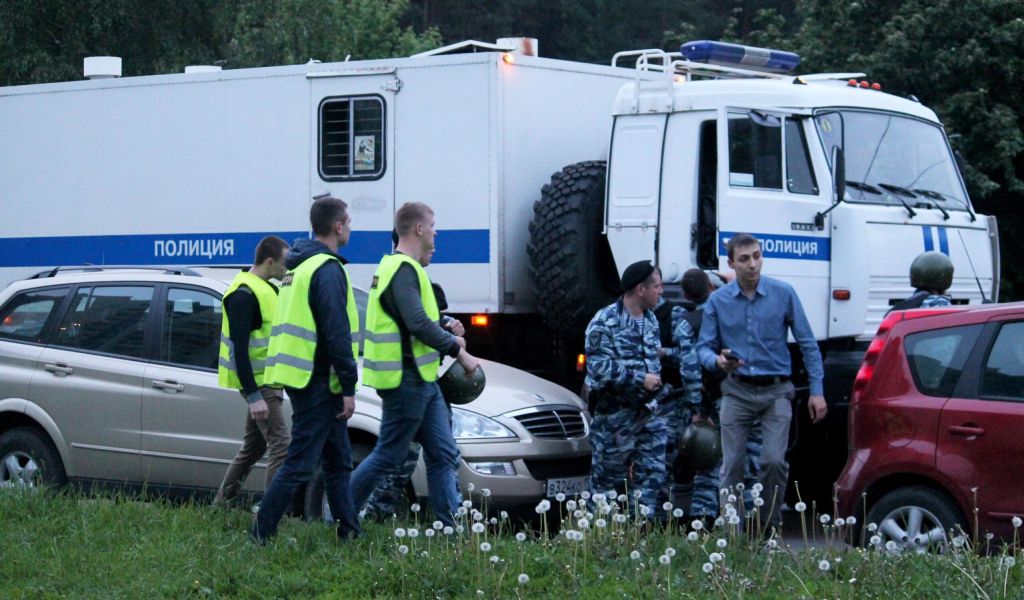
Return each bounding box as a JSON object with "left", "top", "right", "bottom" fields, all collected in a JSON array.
[
  {"left": 814, "top": 146, "right": 845, "bottom": 230},
  {"left": 831, "top": 146, "right": 846, "bottom": 203}
]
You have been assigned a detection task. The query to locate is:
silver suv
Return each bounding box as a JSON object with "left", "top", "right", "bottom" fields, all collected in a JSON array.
[{"left": 0, "top": 266, "right": 591, "bottom": 515}]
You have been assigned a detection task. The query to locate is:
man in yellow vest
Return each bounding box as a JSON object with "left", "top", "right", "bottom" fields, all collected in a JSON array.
[
  {"left": 251, "top": 196, "right": 361, "bottom": 544},
  {"left": 351, "top": 202, "right": 480, "bottom": 527},
  {"left": 215, "top": 235, "right": 290, "bottom": 506}
]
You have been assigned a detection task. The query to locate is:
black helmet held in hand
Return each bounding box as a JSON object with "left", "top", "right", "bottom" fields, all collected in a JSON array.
[
  {"left": 438, "top": 361, "right": 486, "bottom": 405},
  {"left": 910, "top": 251, "right": 954, "bottom": 292},
  {"left": 674, "top": 421, "right": 723, "bottom": 476}
]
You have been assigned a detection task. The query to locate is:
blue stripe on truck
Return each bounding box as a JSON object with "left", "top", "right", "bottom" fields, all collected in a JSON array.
[{"left": 0, "top": 229, "right": 490, "bottom": 267}]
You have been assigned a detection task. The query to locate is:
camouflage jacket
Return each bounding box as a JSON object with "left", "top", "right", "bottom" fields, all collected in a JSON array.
[
  {"left": 921, "top": 294, "right": 952, "bottom": 307},
  {"left": 669, "top": 303, "right": 705, "bottom": 409},
  {"left": 585, "top": 299, "right": 661, "bottom": 402}
]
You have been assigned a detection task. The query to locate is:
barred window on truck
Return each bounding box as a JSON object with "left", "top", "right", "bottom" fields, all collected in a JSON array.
[{"left": 319, "top": 95, "right": 385, "bottom": 181}]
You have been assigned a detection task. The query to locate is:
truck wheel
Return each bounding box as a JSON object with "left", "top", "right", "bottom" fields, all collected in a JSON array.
[
  {"left": 866, "top": 486, "right": 965, "bottom": 554},
  {"left": 0, "top": 427, "right": 67, "bottom": 489},
  {"left": 528, "top": 161, "right": 619, "bottom": 334}
]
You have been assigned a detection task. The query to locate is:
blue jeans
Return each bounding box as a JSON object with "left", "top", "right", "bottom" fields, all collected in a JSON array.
[
  {"left": 350, "top": 372, "right": 461, "bottom": 526},
  {"left": 252, "top": 377, "right": 360, "bottom": 542}
]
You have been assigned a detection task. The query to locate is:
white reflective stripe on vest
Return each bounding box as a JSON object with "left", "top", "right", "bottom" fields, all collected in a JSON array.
[{"left": 270, "top": 323, "right": 318, "bottom": 342}]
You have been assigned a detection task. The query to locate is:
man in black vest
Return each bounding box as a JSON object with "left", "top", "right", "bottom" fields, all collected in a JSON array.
[{"left": 888, "top": 251, "right": 954, "bottom": 313}]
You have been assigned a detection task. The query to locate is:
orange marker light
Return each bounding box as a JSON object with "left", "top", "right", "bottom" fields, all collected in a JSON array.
[
  {"left": 871, "top": 82, "right": 882, "bottom": 91},
  {"left": 848, "top": 79, "right": 858, "bottom": 87},
  {"left": 832, "top": 289, "right": 852, "bottom": 301},
  {"left": 470, "top": 314, "right": 489, "bottom": 327},
  {"left": 502, "top": 53, "right": 515, "bottom": 65},
  {"left": 859, "top": 80, "right": 870, "bottom": 88},
  {"left": 576, "top": 353, "right": 586, "bottom": 372}
]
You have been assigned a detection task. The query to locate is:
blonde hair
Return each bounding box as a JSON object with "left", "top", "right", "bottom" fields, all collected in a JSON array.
[{"left": 394, "top": 202, "right": 434, "bottom": 237}]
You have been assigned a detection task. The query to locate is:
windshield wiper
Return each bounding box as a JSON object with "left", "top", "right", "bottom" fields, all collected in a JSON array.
[
  {"left": 876, "top": 182, "right": 917, "bottom": 219},
  {"left": 908, "top": 189, "right": 950, "bottom": 220},
  {"left": 913, "top": 188, "right": 977, "bottom": 222}
]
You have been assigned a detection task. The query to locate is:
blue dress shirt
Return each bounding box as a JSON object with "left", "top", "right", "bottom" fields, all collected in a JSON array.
[{"left": 697, "top": 276, "right": 824, "bottom": 396}]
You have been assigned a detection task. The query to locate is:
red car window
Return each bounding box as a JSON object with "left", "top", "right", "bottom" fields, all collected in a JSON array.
[
  {"left": 980, "top": 321, "right": 1024, "bottom": 401},
  {"left": 904, "top": 324, "right": 982, "bottom": 396}
]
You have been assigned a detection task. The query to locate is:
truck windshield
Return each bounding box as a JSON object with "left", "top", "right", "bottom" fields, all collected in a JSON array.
[{"left": 814, "top": 110, "right": 970, "bottom": 211}]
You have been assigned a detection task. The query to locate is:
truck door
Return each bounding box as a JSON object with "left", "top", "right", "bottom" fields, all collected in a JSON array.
[
  {"left": 716, "top": 107, "right": 832, "bottom": 337},
  {"left": 606, "top": 114, "right": 667, "bottom": 273},
  {"left": 309, "top": 69, "right": 399, "bottom": 281}
]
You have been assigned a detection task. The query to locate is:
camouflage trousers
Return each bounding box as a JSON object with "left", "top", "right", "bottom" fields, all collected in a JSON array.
[
  {"left": 363, "top": 406, "right": 463, "bottom": 520},
  {"left": 589, "top": 404, "right": 668, "bottom": 512},
  {"left": 690, "top": 398, "right": 763, "bottom": 517}
]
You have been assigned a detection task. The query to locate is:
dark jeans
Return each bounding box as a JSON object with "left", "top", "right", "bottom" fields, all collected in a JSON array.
[
  {"left": 251, "top": 377, "right": 360, "bottom": 542},
  {"left": 350, "top": 371, "right": 460, "bottom": 526}
]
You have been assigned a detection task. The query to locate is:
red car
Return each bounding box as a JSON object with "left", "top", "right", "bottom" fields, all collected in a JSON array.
[{"left": 835, "top": 302, "right": 1024, "bottom": 552}]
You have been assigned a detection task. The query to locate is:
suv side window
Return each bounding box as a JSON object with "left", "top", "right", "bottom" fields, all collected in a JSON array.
[
  {"left": 55, "top": 286, "right": 153, "bottom": 358},
  {"left": 160, "top": 287, "right": 222, "bottom": 369},
  {"left": 980, "top": 321, "right": 1024, "bottom": 401},
  {"left": 905, "top": 324, "right": 982, "bottom": 397},
  {"left": 0, "top": 287, "right": 70, "bottom": 343}
]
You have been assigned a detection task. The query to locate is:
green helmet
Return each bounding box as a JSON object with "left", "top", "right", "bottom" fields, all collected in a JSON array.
[
  {"left": 674, "top": 421, "right": 723, "bottom": 477},
  {"left": 910, "top": 251, "right": 954, "bottom": 292},
  {"left": 438, "top": 361, "right": 486, "bottom": 405}
]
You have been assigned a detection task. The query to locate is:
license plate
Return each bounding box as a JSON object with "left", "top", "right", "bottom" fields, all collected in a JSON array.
[{"left": 546, "top": 476, "right": 588, "bottom": 498}]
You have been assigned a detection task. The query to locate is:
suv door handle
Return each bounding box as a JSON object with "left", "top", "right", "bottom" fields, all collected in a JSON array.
[
  {"left": 43, "top": 362, "right": 73, "bottom": 376},
  {"left": 948, "top": 425, "right": 985, "bottom": 438},
  {"left": 151, "top": 380, "right": 185, "bottom": 393}
]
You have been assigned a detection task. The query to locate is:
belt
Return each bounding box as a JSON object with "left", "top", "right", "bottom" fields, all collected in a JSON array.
[{"left": 731, "top": 373, "right": 790, "bottom": 387}]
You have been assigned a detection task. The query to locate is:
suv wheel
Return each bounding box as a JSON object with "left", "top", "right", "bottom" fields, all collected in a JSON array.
[
  {"left": 302, "top": 441, "right": 376, "bottom": 523},
  {"left": 866, "top": 486, "right": 965, "bottom": 553},
  {"left": 0, "top": 427, "right": 67, "bottom": 489}
]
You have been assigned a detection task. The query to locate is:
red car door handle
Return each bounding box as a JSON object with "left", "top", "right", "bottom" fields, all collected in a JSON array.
[{"left": 948, "top": 425, "right": 985, "bottom": 437}]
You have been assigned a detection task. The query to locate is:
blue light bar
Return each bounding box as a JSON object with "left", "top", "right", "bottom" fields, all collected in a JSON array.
[{"left": 680, "top": 40, "right": 800, "bottom": 73}]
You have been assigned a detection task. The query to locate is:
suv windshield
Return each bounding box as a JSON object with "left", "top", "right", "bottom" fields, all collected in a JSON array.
[{"left": 814, "top": 110, "right": 970, "bottom": 211}]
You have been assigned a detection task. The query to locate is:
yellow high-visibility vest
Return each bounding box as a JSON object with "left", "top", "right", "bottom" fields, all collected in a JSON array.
[
  {"left": 265, "top": 253, "right": 359, "bottom": 393},
  {"left": 362, "top": 253, "right": 441, "bottom": 389},
  {"left": 218, "top": 271, "right": 277, "bottom": 389}
]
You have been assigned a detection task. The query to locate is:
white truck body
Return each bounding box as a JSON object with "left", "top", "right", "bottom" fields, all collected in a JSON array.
[{"left": 0, "top": 51, "right": 653, "bottom": 314}]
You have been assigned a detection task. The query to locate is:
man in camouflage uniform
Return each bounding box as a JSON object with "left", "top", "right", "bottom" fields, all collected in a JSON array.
[
  {"left": 586, "top": 261, "right": 668, "bottom": 512},
  {"left": 671, "top": 269, "right": 763, "bottom": 522},
  {"left": 888, "top": 251, "right": 954, "bottom": 314}
]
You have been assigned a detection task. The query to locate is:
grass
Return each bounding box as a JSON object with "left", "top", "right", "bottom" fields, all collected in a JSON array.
[{"left": 0, "top": 488, "right": 1021, "bottom": 599}]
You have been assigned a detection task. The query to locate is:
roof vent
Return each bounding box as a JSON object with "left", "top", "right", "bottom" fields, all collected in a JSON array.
[
  {"left": 496, "top": 37, "right": 538, "bottom": 57},
  {"left": 184, "top": 65, "right": 222, "bottom": 74},
  {"left": 83, "top": 56, "right": 122, "bottom": 79}
]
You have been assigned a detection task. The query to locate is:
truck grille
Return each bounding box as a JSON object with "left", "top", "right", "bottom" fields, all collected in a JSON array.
[
  {"left": 524, "top": 456, "right": 591, "bottom": 480},
  {"left": 513, "top": 409, "right": 586, "bottom": 439}
]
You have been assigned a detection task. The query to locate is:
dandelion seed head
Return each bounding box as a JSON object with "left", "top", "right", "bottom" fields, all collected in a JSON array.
[
  {"left": 714, "top": 517, "right": 724, "bottom": 528},
  {"left": 540, "top": 499, "right": 551, "bottom": 511},
  {"left": 753, "top": 497, "right": 764, "bottom": 507},
  {"left": 687, "top": 531, "right": 699, "bottom": 542},
  {"left": 443, "top": 526, "right": 454, "bottom": 535},
  {"left": 870, "top": 535, "right": 881, "bottom": 545},
  {"left": 640, "top": 505, "right": 651, "bottom": 516},
  {"left": 614, "top": 513, "right": 627, "bottom": 523},
  {"left": 795, "top": 502, "right": 807, "bottom": 512},
  {"left": 433, "top": 520, "right": 444, "bottom": 530},
  {"left": 425, "top": 529, "right": 435, "bottom": 538},
  {"left": 672, "top": 508, "right": 684, "bottom": 518},
  {"left": 716, "top": 538, "right": 727, "bottom": 548},
  {"left": 752, "top": 483, "right": 763, "bottom": 493},
  {"left": 1002, "top": 556, "right": 1016, "bottom": 568},
  {"left": 473, "top": 511, "right": 483, "bottom": 522},
  {"left": 410, "top": 503, "right": 421, "bottom": 513},
  {"left": 659, "top": 555, "right": 671, "bottom": 565},
  {"left": 566, "top": 500, "right": 577, "bottom": 511},
  {"left": 986, "top": 533, "right": 994, "bottom": 541},
  {"left": 630, "top": 550, "right": 641, "bottom": 560},
  {"left": 846, "top": 516, "right": 857, "bottom": 526},
  {"left": 398, "top": 544, "right": 409, "bottom": 555},
  {"left": 600, "top": 504, "right": 612, "bottom": 515},
  {"left": 709, "top": 552, "right": 723, "bottom": 563},
  {"left": 818, "top": 559, "right": 830, "bottom": 571},
  {"left": 767, "top": 539, "right": 778, "bottom": 549},
  {"left": 518, "top": 573, "right": 529, "bottom": 585},
  {"left": 835, "top": 518, "right": 846, "bottom": 527},
  {"left": 1013, "top": 516, "right": 1022, "bottom": 529},
  {"left": 665, "top": 547, "right": 676, "bottom": 557},
  {"left": 702, "top": 562, "right": 714, "bottom": 573},
  {"left": 394, "top": 528, "right": 406, "bottom": 538},
  {"left": 596, "top": 518, "right": 607, "bottom": 528},
  {"left": 457, "top": 507, "right": 468, "bottom": 516},
  {"left": 456, "top": 525, "right": 465, "bottom": 534},
  {"left": 885, "top": 540, "right": 898, "bottom": 552},
  {"left": 578, "top": 518, "right": 590, "bottom": 529},
  {"left": 618, "top": 494, "right": 627, "bottom": 503},
  {"left": 750, "top": 489, "right": 760, "bottom": 499},
  {"left": 728, "top": 515, "right": 740, "bottom": 525},
  {"left": 581, "top": 491, "right": 591, "bottom": 500},
  {"left": 633, "top": 490, "right": 643, "bottom": 498},
  {"left": 408, "top": 528, "right": 419, "bottom": 538},
  {"left": 481, "top": 488, "right": 492, "bottom": 497},
  {"left": 515, "top": 532, "right": 527, "bottom": 542},
  {"left": 727, "top": 494, "right": 737, "bottom": 503},
  {"left": 867, "top": 522, "right": 878, "bottom": 532},
  {"left": 480, "top": 542, "right": 491, "bottom": 552},
  {"left": 555, "top": 492, "right": 566, "bottom": 502},
  {"left": 472, "top": 523, "right": 485, "bottom": 534},
  {"left": 462, "top": 500, "right": 473, "bottom": 508},
  {"left": 691, "top": 519, "right": 704, "bottom": 531},
  {"left": 663, "top": 502, "right": 673, "bottom": 512},
  {"left": 736, "top": 483, "right": 745, "bottom": 491},
  {"left": 500, "top": 511, "right": 508, "bottom": 520},
  {"left": 819, "top": 514, "right": 831, "bottom": 524},
  {"left": 467, "top": 483, "right": 475, "bottom": 492}
]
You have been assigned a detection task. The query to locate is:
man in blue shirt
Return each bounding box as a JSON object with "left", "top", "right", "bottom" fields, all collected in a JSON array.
[{"left": 697, "top": 233, "right": 827, "bottom": 534}]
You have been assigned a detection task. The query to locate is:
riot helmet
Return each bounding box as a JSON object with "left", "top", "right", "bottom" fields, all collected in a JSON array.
[
  {"left": 675, "top": 421, "right": 722, "bottom": 474},
  {"left": 438, "top": 361, "right": 486, "bottom": 405},
  {"left": 910, "top": 251, "right": 954, "bottom": 292}
]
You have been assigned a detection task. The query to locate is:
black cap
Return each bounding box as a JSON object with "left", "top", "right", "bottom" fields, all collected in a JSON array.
[{"left": 621, "top": 260, "right": 656, "bottom": 292}]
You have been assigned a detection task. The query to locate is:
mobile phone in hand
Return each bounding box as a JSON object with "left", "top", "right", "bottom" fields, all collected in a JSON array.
[{"left": 722, "top": 350, "right": 741, "bottom": 363}]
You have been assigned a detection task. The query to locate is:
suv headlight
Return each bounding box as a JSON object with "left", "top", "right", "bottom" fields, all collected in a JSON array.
[{"left": 450, "top": 407, "right": 517, "bottom": 440}]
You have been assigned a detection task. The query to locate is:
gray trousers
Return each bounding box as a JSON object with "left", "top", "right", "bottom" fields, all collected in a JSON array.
[
  {"left": 719, "top": 377, "right": 794, "bottom": 529},
  {"left": 215, "top": 387, "right": 290, "bottom": 504}
]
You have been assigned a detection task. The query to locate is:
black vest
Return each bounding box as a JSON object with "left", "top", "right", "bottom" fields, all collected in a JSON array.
[
  {"left": 887, "top": 289, "right": 930, "bottom": 314},
  {"left": 653, "top": 300, "right": 683, "bottom": 387}
]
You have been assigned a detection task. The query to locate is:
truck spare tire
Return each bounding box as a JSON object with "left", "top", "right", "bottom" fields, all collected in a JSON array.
[{"left": 528, "top": 161, "right": 620, "bottom": 335}]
